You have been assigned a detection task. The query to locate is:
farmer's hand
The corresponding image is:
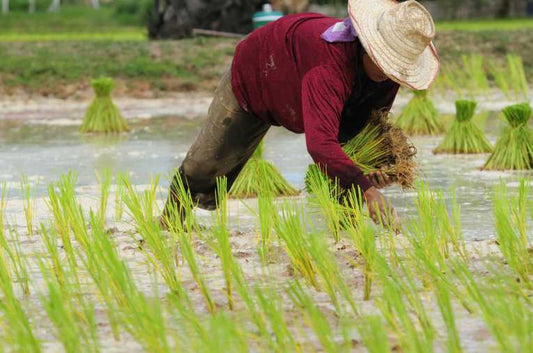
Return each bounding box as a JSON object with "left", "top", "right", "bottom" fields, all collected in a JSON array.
[
  {"left": 363, "top": 186, "right": 400, "bottom": 232},
  {"left": 368, "top": 170, "right": 395, "bottom": 189}
]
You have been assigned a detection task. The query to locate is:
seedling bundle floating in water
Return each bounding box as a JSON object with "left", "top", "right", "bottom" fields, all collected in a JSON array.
[
  {"left": 396, "top": 90, "right": 444, "bottom": 136},
  {"left": 229, "top": 141, "right": 299, "bottom": 198},
  {"left": 434, "top": 100, "right": 492, "bottom": 154},
  {"left": 483, "top": 103, "right": 533, "bottom": 170},
  {"left": 305, "top": 111, "right": 418, "bottom": 195},
  {"left": 80, "top": 77, "right": 130, "bottom": 133}
]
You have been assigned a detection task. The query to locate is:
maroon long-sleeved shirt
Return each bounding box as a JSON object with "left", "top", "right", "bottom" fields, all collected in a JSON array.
[{"left": 231, "top": 13, "right": 399, "bottom": 192}]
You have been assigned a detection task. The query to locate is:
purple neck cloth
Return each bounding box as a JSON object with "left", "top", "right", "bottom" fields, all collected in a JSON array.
[{"left": 321, "top": 18, "right": 358, "bottom": 43}]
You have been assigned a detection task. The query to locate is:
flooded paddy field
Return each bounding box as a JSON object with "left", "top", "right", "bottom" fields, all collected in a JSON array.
[{"left": 0, "top": 95, "right": 532, "bottom": 352}]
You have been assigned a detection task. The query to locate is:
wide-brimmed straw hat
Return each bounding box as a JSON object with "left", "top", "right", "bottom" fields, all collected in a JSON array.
[{"left": 348, "top": 0, "right": 440, "bottom": 90}]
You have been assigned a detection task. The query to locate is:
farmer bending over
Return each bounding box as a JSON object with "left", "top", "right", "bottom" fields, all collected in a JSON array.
[{"left": 162, "top": 0, "right": 440, "bottom": 225}]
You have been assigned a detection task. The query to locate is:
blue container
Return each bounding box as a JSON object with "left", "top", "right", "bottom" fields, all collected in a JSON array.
[{"left": 253, "top": 4, "right": 283, "bottom": 29}]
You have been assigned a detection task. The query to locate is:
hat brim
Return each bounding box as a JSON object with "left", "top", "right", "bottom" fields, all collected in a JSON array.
[{"left": 348, "top": 0, "right": 440, "bottom": 90}]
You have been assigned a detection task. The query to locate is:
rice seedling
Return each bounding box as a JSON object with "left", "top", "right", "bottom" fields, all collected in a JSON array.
[
  {"left": 356, "top": 315, "right": 391, "bottom": 353},
  {"left": 121, "top": 175, "right": 188, "bottom": 298},
  {"left": 507, "top": 54, "right": 529, "bottom": 99},
  {"left": 4, "top": 228, "right": 31, "bottom": 296},
  {"left": 489, "top": 61, "right": 512, "bottom": 99},
  {"left": 212, "top": 177, "right": 236, "bottom": 309},
  {"left": 461, "top": 54, "right": 489, "bottom": 95},
  {"left": 197, "top": 312, "right": 250, "bottom": 353},
  {"left": 38, "top": 260, "right": 99, "bottom": 353},
  {"left": 483, "top": 103, "right": 533, "bottom": 170},
  {"left": 256, "top": 189, "right": 276, "bottom": 260},
  {"left": 229, "top": 141, "right": 299, "bottom": 198},
  {"left": 275, "top": 201, "right": 319, "bottom": 288},
  {"left": 342, "top": 188, "right": 378, "bottom": 300},
  {"left": 288, "top": 281, "right": 341, "bottom": 353},
  {"left": 375, "top": 257, "right": 435, "bottom": 353},
  {"left": 164, "top": 191, "right": 215, "bottom": 312},
  {"left": 492, "top": 180, "right": 532, "bottom": 286},
  {"left": 20, "top": 175, "right": 34, "bottom": 235},
  {"left": 305, "top": 164, "right": 344, "bottom": 242},
  {"left": 80, "top": 77, "right": 130, "bottom": 133},
  {"left": 434, "top": 100, "right": 492, "bottom": 154},
  {"left": 96, "top": 169, "right": 112, "bottom": 226},
  {"left": 396, "top": 90, "right": 444, "bottom": 136},
  {"left": 38, "top": 224, "right": 66, "bottom": 288},
  {"left": 161, "top": 169, "right": 200, "bottom": 232},
  {"left": 0, "top": 249, "right": 40, "bottom": 353},
  {"left": 114, "top": 172, "right": 127, "bottom": 222}
]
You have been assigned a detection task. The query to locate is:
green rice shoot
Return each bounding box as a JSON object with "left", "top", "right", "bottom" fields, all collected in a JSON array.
[
  {"left": 434, "top": 100, "right": 492, "bottom": 154},
  {"left": 80, "top": 77, "right": 130, "bottom": 134},
  {"left": 483, "top": 103, "right": 533, "bottom": 170}
]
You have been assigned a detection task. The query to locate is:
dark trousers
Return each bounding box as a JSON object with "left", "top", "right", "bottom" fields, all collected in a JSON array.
[{"left": 164, "top": 68, "right": 271, "bottom": 212}]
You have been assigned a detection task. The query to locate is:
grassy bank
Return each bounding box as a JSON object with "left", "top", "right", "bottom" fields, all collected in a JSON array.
[{"left": 1, "top": 11, "right": 532, "bottom": 96}]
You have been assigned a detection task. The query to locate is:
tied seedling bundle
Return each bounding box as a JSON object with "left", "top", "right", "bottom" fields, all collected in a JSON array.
[
  {"left": 483, "top": 103, "right": 533, "bottom": 170},
  {"left": 434, "top": 100, "right": 492, "bottom": 154},
  {"left": 80, "top": 77, "right": 130, "bottom": 133},
  {"left": 305, "top": 111, "right": 418, "bottom": 196},
  {"left": 229, "top": 141, "right": 299, "bottom": 198},
  {"left": 396, "top": 90, "right": 444, "bottom": 135}
]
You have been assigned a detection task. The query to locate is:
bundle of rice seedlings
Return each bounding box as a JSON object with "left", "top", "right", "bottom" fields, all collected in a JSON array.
[
  {"left": 229, "top": 141, "right": 299, "bottom": 198},
  {"left": 396, "top": 90, "right": 444, "bottom": 135},
  {"left": 434, "top": 100, "right": 492, "bottom": 154},
  {"left": 80, "top": 77, "right": 130, "bottom": 133},
  {"left": 305, "top": 111, "right": 418, "bottom": 197},
  {"left": 462, "top": 54, "right": 489, "bottom": 95},
  {"left": 483, "top": 103, "right": 533, "bottom": 170},
  {"left": 507, "top": 54, "right": 529, "bottom": 99}
]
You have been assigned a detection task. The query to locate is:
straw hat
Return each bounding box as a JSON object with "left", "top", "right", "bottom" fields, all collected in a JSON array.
[{"left": 348, "top": 0, "right": 440, "bottom": 90}]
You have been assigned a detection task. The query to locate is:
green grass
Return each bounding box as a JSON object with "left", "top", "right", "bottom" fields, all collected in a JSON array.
[{"left": 436, "top": 18, "right": 533, "bottom": 32}]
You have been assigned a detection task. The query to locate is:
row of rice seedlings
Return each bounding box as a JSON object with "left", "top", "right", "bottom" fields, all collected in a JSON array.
[
  {"left": 0, "top": 249, "right": 40, "bottom": 352},
  {"left": 38, "top": 260, "right": 100, "bottom": 353},
  {"left": 396, "top": 90, "right": 444, "bottom": 135},
  {"left": 20, "top": 175, "right": 34, "bottom": 235},
  {"left": 121, "top": 175, "right": 189, "bottom": 299},
  {"left": 85, "top": 212, "right": 172, "bottom": 352},
  {"left": 483, "top": 102, "right": 533, "bottom": 170},
  {"left": 375, "top": 257, "right": 435, "bottom": 353},
  {"left": 229, "top": 141, "right": 299, "bottom": 199},
  {"left": 80, "top": 77, "right": 130, "bottom": 134},
  {"left": 434, "top": 100, "right": 492, "bottom": 154},
  {"left": 435, "top": 54, "right": 528, "bottom": 99},
  {"left": 287, "top": 281, "right": 341, "bottom": 353},
  {"left": 492, "top": 180, "right": 532, "bottom": 286}
]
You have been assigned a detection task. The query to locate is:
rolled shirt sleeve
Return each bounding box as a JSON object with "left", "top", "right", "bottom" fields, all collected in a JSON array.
[{"left": 302, "top": 65, "right": 374, "bottom": 192}]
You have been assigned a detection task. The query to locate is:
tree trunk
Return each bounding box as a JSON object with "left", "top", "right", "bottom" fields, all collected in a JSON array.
[
  {"left": 148, "top": 0, "right": 264, "bottom": 39},
  {"left": 2, "top": 0, "right": 9, "bottom": 14},
  {"left": 48, "top": 0, "right": 60, "bottom": 12},
  {"left": 29, "top": 0, "right": 35, "bottom": 13},
  {"left": 90, "top": 0, "right": 99, "bottom": 10},
  {"left": 496, "top": 0, "right": 512, "bottom": 18}
]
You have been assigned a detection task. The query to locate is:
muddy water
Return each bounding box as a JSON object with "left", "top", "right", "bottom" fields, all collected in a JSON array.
[{"left": 0, "top": 111, "right": 531, "bottom": 240}]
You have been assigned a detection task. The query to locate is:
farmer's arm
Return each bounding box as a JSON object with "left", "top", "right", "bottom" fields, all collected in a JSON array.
[
  {"left": 302, "top": 65, "right": 373, "bottom": 192},
  {"left": 302, "top": 65, "right": 395, "bottom": 224}
]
